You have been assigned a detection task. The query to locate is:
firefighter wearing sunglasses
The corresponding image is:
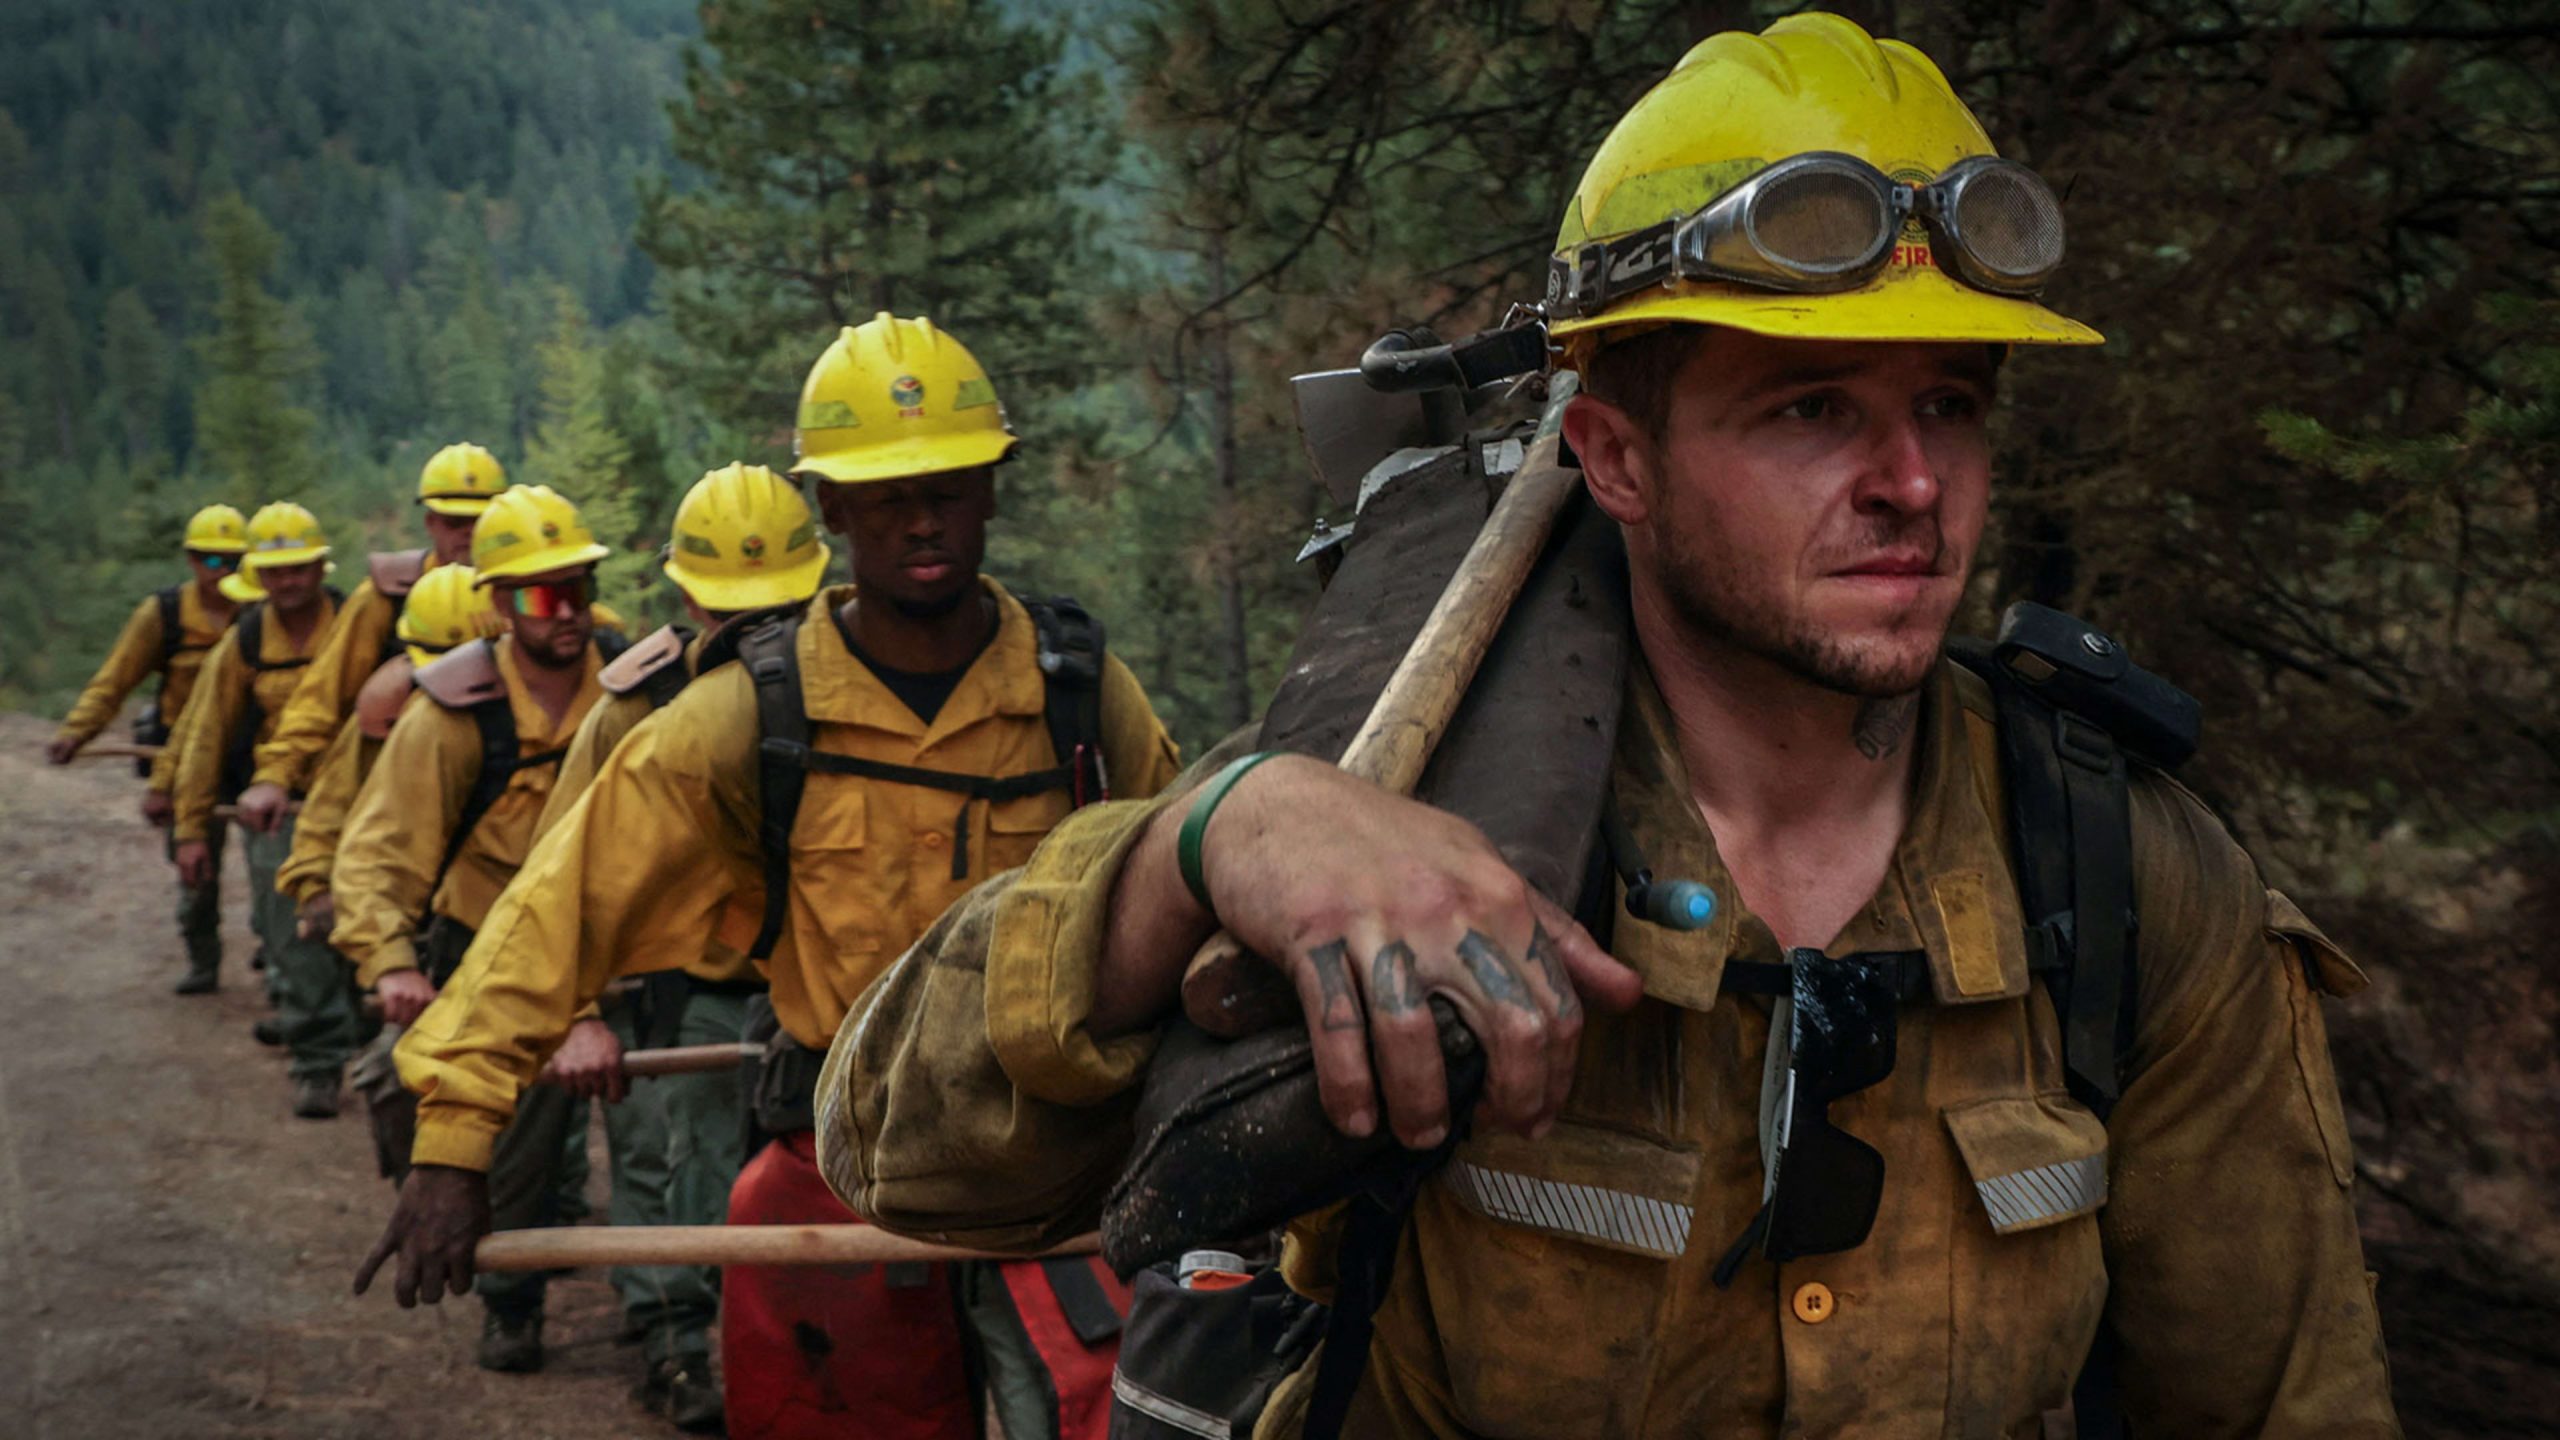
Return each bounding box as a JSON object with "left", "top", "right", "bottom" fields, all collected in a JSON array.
[
  {"left": 165, "top": 503, "right": 351, "bottom": 1117},
  {"left": 354, "top": 315, "right": 1185, "bottom": 1440},
  {"left": 325, "top": 483, "right": 631, "bottom": 1371},
  {"left": 233, "top": 442, "right": 510, "bottom": 840},
  {"left": 44, "top": 502, "right": 251, "bottom": 984},
  {"left": 820, "top": 14, "right": 2397, "bottom": 1440}
]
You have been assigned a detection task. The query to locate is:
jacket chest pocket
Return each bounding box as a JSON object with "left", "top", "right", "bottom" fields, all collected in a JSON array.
[
  {"left": 787, "top": 781, "right": 879, "bottom": 963},
  {"left": 1936, "top": 1091, "right": 2111, "bottom": 1431},
  {"left": 1409, "top": 1121, "right": 1701, "bottom": 1438},
  {"left": 980, "top": 788, "right": 1070, "bottom": 877}
]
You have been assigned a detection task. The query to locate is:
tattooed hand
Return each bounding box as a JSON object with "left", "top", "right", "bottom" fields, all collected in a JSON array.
[{"left": 1145, "top": 755, "right": 1643, "bottom": 1149}]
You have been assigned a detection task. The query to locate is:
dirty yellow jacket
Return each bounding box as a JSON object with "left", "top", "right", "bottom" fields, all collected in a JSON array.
[
  {"left": 528, "top": 626, "right": 759, "bottom": 989},
  {"left": 168, "top": 595, "right": 341, "bottom": 843},
  {"left": 397, "top": 583, "right": 1184, "bottom": 1173},
  {"left": 329, "top": 637, "right": 605, "bottom": 985},
  {"left": 55, "top": 582, "right": 234, "bottom": 791},
  {"left": 251, "top": 574, "right": 409, "bottom": 794},
  {"left": 821, "top": 661, "right": 2398, "bottom": 1440},
  {"left": 276, "top": 710, "right": 393, "bottom": 904}
]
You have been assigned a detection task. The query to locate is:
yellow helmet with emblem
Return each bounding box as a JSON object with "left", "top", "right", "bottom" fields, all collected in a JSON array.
[
  {"left": 792, "top": 313, "right": 1018, "bottom": 485},
  {"left": 417, "top": 442, "right": 510, "bottom": 515},
  {"left": 662, "top": 463, "right": 830, "bottom": 612},
  {"left": 470, "top": 484, "right": 612, "bottom": 585},
  {"left": 395, "top": 564, "right": 502, "bottom": 665},
  {"left": 184, "top": 503, "right": 249, "bottom": 555},
  {"left": 1547, "top": 12, "right": 2099, "bottom": 350},
  {"left": 242, "top": 501, "right": 332, "bottom": 570}
]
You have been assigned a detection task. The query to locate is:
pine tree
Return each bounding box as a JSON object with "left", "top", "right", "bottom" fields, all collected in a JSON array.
[
  {"left": 523, "top": 287, "right": 652, "bottom": 620},
  {"left": 638, "top": 0, "right": 1112, "bottom": 437},
  {"left": 192, "top": 194, "right": 319, "bottom": 498}
]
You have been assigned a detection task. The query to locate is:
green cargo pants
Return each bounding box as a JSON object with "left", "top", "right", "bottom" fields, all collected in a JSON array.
[
  {"left": 603, "top": 986, "right": 751, "bottom": 1365},
  {"left": 167, "top": 822, "right": 225, "bottom": 976},
  {"left": 240, "top": 820, "right": 358, "bottom": 1083}
]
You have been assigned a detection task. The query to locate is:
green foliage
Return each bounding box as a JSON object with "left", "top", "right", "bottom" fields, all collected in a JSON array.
[
  {"left": 524, "top": 288, "right": 658, "bottom": 623},
  {"left": 639, "top": 0, "right": 1115, "bottom": 438},
  {"left": 192, "top": 195, "right": 321, "bottom": 499}
]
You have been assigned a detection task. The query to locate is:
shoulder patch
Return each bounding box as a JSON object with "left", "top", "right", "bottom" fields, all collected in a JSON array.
[
  {"left": 600, "top": 624, "right": 689, "bottom": 696},
  {"left": 356, "top": 654, "right": 417, "bottom": 739},
  {"left": 369, "top": 549, "right": 430, "bottom": 598},
  {"left": 412, "top": 638, "right": 506, "bottom": 711}
]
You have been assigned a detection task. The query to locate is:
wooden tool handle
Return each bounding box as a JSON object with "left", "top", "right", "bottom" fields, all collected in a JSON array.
[
  {"left": 210, "top": 801, "right": 301, "bottom": 822},
  {"left": 474, "top": 1224, "right": 1101, "bottom": 1271},
  {"left": 534, "top": 1042, "right": 766, "bottom": 1087},
  {"left": 72, "top": 742, "right": 163, "bottom": 761},
  {"left": 1178, "top": 436, "right": 1583, "bottom": 1037}
]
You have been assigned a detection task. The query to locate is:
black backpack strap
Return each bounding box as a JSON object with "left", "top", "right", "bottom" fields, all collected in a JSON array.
[
  {"left": 428, "top": 696, "right": 569, "bottom": 902},
  {"left": 742, "top": 617, "right": 812, "bottom": 963},
  {"left": 1025, "top": 595, "right": 1110, "bottom": 806},
  {"left": 155, "top": 585, "right": 186, "bottom": 673}
]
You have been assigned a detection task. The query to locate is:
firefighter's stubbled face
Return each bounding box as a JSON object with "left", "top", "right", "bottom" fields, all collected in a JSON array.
[{"left": 1569, "top": 330, "right": 1994, "bottom": 699}]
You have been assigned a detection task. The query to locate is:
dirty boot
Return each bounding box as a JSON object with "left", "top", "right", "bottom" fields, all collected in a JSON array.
[
  {"left": 252, "top": 1018, "right": 284, "bottom": 1047},
  {"left": 172, "top": 963, "right": 219, "bottom": 995},
  {"left": 291, "top": 1073, "right": 341, "bottom": 1120},
  {"left": 632, "top": 1353, "right": 724, "bottom": 1434},
  {"left": 479, "top": 1308, "right": 545, "bottom": 1373}
]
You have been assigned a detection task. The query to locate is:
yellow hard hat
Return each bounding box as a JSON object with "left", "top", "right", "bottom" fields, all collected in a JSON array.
[
  {"left": 470, "top": 484, "right": 611, "bottom": 585},
  {"left": 792, "top": 313, "right": 1018, "bottom": 485},
  {"left": 395, "top": 564, "right": 502, "bottom": 665},
  {"left": 1549, "top": 13, "right": 2099, "bottom": 348},
  {"left": 242, "top": 501, "right": 332, "bottom": 571},
  {"left": 184, "top": 504, "right": 249, "bottom": 555},
  {"left": 662, "top": 463, "right": 830, "bottom": 612},
  {"left": 218, "top": 569, "right": 266, "bottom": 603},
  {"left": 418, "top": 443, "right": 510, "bottom": 515}
]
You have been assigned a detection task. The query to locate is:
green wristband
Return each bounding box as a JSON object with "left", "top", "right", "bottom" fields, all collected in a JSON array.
[{"left": 1177, "top": 751, "right": 1283, "bottom": 915}]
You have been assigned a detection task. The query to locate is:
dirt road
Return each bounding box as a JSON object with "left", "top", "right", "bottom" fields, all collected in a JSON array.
[{"left": 0, "top": 712, "right": 640, "bottom": 1439}]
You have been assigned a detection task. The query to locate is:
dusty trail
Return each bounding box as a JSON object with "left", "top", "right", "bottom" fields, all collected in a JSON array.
[{"left": 0, "top": 712, "right": 636, "bottom": 1439}]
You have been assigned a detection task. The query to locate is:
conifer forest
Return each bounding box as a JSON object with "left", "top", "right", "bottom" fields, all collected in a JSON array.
[{"left": 3, "top": 2, "right": 2556, "bottom": 1432}]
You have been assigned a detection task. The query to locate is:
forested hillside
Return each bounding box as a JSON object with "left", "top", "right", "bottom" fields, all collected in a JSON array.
[{"left": 0, "top": 0, "right": 699, "bottom": 700}]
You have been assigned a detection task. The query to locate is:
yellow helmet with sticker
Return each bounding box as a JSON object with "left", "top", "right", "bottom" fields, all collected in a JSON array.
[
  {"left": 417, "top": 442, "right": 510, "bottom": 515},
  {"left": 184, "top": 504, "right": 249, "bottom": 555},
  {"left": 1547, "top": 12, "right": 2099, "bottom": 349},
  {"left": 470, "top": 484, "right": 611, "bottom": 585},
  {"left": 395, "top": 564, "right": 502, "bottom": 665},
  {"left": 791, "top": 313, "right": 1018, "bottom": 485},
  {"left": 662, "top": 463, "right": 830, "bottom": 612},
  {"left": 242, "top": 501, "right": 332, "bottom": 571}
]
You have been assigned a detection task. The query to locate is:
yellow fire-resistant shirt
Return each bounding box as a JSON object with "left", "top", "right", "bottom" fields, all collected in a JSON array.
[
  {"left": 55, "top": 581, "right": 236, "bottom": 791},
  {"left": 169, "top": 594, "right": 342, "bottom": 843},
  {"left": 329, "top": 637, "right": 606, "bottom": 986},
  {"left": 821, "top": 660, "right": 2399, "bottom": 1440},
  {"left": 395, "top": 582, "right": 1185, "bottom": 1173},
  {"left": 251, "top": 574, "right": 412, "bottom": 794},
  {"left": 276, "top": 708, "right": 396, "bottom": 905}
]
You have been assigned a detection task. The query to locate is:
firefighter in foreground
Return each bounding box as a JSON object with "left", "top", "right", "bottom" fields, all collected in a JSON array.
[
  {"left": 330, "top": 483, "right": 623, "bottom": 1373},
  {"left": 355, "top": 315, "right": 1185, "bottom": 1440},
  {"left": 45, "top": 502, "right": 248, "bottom": 985},
  {"left": 168, "top": 502, "right": 351, "bottom": 1112},
  {"left": 819, "top": 15, "right": 2399, "bottom": 1439},
  {"left": 502, "top": 462, "right": 826, "bottom": 1431},
  {"left": 234, "top": 442, "right": 507, "bottom": 838}
]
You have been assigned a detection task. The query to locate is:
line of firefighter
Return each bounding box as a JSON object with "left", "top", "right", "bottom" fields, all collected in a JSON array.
[
  {"left": 47, "top": 316, "right": 1183, "bottom": 1438},
  {"left": 46, "top": 10, "right": 2403, "bottom": 1440}
]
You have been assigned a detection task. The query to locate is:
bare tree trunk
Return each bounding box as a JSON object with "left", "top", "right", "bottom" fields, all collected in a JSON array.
[{"left": 1208, "top": 228, "right": 1252, "bottom": 730}]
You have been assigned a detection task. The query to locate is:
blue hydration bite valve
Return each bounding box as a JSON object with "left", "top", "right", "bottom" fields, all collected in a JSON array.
[{"left": 1627, "top": 876, "right": 1717, "bottom": 932}]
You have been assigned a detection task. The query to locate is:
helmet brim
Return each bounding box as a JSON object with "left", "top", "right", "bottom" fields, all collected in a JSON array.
[
  {"left": 1551, "top": 264, "right": 2102, "bottom": 347},
  {"left": 473, "top": 542, "right": 612, "bottom": 586},
  {"left": 218, "top": 572, "right": 267, "bottom": 602},
  {"left": 246, "top": 545, "right": 334, "bottom": 571},
  {"left": 186, "top": 539, "right": 249, "bottom": 555},
  {"left": 792, "top": 432, "right": 1017, "bottom": 486},
  {"left": 420, "top": 495, "right": 499, "bottom": 517},
  {"left": 662, "top": 548, "right": 831, "bottom": 613}
]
